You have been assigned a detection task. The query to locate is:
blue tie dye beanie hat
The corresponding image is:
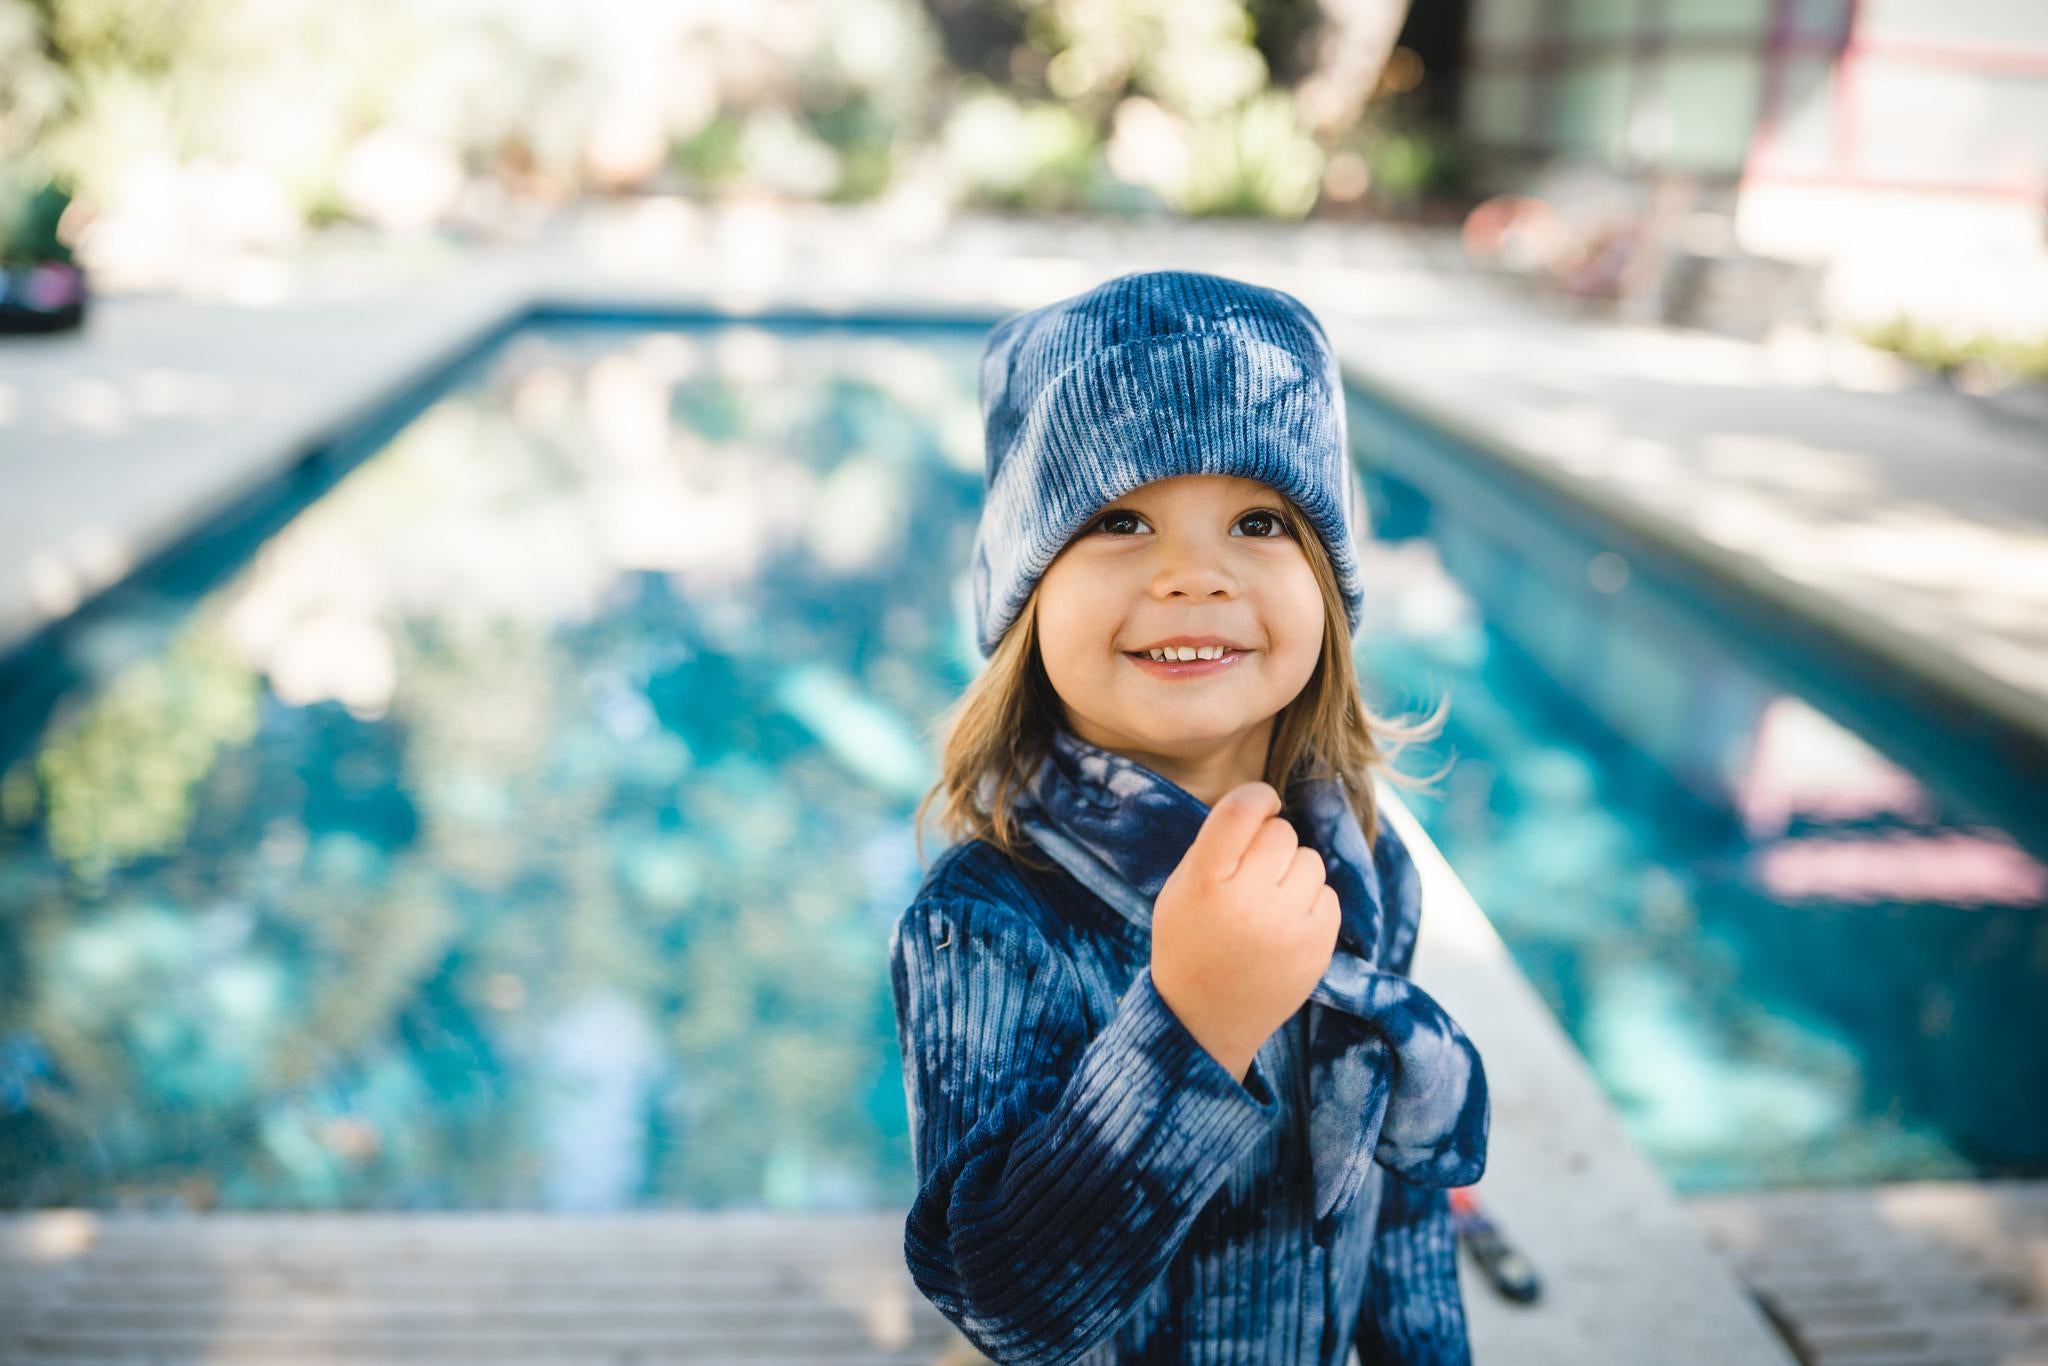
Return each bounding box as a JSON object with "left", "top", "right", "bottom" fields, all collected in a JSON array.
[{"left": 970, "top": 268, "right": 1369, "bottom": 659}]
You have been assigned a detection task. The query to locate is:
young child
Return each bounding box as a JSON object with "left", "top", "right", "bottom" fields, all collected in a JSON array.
[{"left": 890, "top": 269, "right": 1492, "bottom": 1365}]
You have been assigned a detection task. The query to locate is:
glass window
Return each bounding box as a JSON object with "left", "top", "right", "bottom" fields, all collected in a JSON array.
[
  {"left": 1565, "top": 0, "right": 1642, "bottom": 43},
  {"left": 1787, "top": 0, "right": 1853, "bottom": 42},
  {"left": 1466, "top": 70, "right": 1536, "bottom": 147},
  {"left": 1552, "top": 56, "right": 1636, "bottom": 161},
  {"left": 1665, "top": 0, "right": 1773, "bottom": 40},
  {"left": 1660, "top": 51, "right": 1767, "bottom": 172},
  {"left": 1469, "top": 0, "right": 1547, "bottom": 51}
]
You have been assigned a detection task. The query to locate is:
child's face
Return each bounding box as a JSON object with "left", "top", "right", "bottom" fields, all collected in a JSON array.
[{"left": 1034, "top": 474, "right": 1324, "bottom": 761}]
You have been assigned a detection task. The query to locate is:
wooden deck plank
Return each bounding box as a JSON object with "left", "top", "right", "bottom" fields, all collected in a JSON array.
[
  {"left": 1686, "top": 1180, "right": 2048, "bottom": 1366},
  {"left": 22, "top": 1184, "right": 2034, "bottom": 1364},
  {"left": 0, "top": 1210, "right": 994, "bottom": 1366}
]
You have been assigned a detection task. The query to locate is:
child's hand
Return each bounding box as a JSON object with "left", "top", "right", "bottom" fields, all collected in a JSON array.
[{"left": 1149, "top": 781, "right": 1341, "bottom": 1083}]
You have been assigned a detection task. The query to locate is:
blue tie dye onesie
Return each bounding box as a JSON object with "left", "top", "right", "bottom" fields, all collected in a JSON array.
[
  {"left": 894, "top": 268, "right": 1492, "bottom": 1362},
  {"left": 889, "top": 724, "right": 1491, "bottom": 1364}
]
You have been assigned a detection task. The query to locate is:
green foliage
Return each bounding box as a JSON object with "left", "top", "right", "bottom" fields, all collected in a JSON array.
[
  {"left": 39, "top": 0, "right": 228, "bottom": 75},
  {"left": 1369, "top": 121, "right": 1471, "bottom": 200},
  {"left": 0, "top": 168, "right": 73, "bottom": 264},
  {"left": 1178, "top": 89, "right": 1323, "bottom": 218},
  {"left": 0, "top": 0, "right": 67, "bottom": 156},
  {"left": 668, "top": 111, "right": 749, "bottom": 193},
  {"left": 32, "top": 618, "right": 260, "bottom": 886},
  {"left": 1, "top": 0, "right": 1427, "bottom": 233},
  {"left": 302, "top": 183, "right": 352, "bottom": 228},
  {"left": 802, "top": 89, "right": 897, "bottom": 205},
  {"left": 1859, "top": 314, "right": 2048, "bottom": 383},
  {"left": 999, "top": 108, "right": 1100, "bottom": 213},
  {"left": 943, "top": 87, "right": 1104, "bottom": 213},
  {"left": 1241, "top": 0, "right": 1321, "bottom": 84}
]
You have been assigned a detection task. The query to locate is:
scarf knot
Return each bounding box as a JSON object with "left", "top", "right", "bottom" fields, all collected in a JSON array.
[{"left": 1003, "top": 726, "right": 1490, "bottom": 1246}]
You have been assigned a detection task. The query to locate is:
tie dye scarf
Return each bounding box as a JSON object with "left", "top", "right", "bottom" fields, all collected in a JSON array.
[{"left": 1006, "top": 724, "right": 1491, "bottom": 1247}]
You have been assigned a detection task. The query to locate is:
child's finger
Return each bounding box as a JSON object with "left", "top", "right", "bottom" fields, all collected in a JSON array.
[
  {"left": 1189, "top": 781, "right": 1282, "bottom": 881},
  {"left": 1236, "top": 815, "right": 1307, "bottom": 892}
]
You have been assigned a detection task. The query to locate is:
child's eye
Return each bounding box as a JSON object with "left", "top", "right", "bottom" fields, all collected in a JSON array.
[{"left": 1090, "top": 509, "right": 1290, "bottom": 538}]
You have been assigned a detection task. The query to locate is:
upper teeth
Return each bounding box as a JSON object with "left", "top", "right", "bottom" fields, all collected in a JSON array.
[{"left": 1146, "top": 645, "right": 1232, "bottom": 661}]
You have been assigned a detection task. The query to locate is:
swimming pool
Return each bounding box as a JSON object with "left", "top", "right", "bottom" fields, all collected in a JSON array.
[
  {"left": 0, "top": 310, "right": 2041, "bottom": 1211},
  {"left": 1346, "top": 383, "right": 2048, "bottom": 1192}
]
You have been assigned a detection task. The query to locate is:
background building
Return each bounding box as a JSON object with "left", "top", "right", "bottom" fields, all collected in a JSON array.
[{"left": 1452, "top": 0, "right": 2048, "bottom": 342}]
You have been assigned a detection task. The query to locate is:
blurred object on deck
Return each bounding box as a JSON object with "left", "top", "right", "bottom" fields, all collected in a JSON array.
[
  {"left": 1451, "top": 1184, "right": 1544, "bottom": 1305},
  {"left": 1458, "top": 179, "right": 1826, "bottom": 342},
  {"left": 0, "top": 172, "right": 87, "bottom": 334},
  {"left": 0, "top": 260, "right": 87, "bottom": 333}
]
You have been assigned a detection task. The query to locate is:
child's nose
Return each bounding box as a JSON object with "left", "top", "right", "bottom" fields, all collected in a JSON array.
[{"left": 1149, "top": 547, "right": 1241, "bottom": 600}]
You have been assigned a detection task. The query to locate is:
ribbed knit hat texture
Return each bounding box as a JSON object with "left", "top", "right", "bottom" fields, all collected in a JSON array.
[{"left": 970, "top": 268, "right": 1368, "bottom": 658}]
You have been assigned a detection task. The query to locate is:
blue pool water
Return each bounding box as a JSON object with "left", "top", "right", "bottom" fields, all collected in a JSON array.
[{"left": 0, "top": 313, "right": 2042, "bottom": 1212}]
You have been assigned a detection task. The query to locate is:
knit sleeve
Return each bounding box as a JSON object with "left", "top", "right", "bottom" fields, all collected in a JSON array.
[
  {"left": 1352, "top": 1168, "right": 1474, "bottom": 1365},
  {"left": 890, "top": 892, "right": 1283, "bottom": 1366}
]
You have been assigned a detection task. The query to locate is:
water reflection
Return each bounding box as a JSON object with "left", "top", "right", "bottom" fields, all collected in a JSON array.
[
  {"left": 537, "top": 990, "right": 663, "bottom": 1212},
  {"left": 0, "top": 320, "right": 983, "bottom": 1211},
  {"left": 1351, "top": 402, "right": 2048, "bottom": 1193},
  {"left": 1, "top": 316, "right": 2042, "bottom": 1213}
]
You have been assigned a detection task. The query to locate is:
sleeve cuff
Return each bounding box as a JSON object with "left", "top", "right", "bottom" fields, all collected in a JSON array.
[{"left": 1040, "top": 963, "right": 1283, "bottom": 1191}]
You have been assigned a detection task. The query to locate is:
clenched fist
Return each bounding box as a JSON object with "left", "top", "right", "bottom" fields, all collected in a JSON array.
[{"left": 1149, "top": 782, "right": 1342, "bottom": 1084}]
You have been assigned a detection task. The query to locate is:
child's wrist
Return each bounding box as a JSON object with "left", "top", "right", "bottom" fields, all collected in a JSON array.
[{"left": 1151, "top": 968, "right": 1259, "bottom": 1083}]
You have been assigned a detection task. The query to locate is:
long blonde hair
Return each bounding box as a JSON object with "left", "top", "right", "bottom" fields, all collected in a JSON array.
[{"left": 911, "top": 494, "right": 1450, "bottom": 873}]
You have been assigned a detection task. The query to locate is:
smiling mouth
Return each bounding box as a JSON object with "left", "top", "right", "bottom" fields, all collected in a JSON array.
[{"left": 1123, "top": 647, "right": 1251, "bottom": 677}]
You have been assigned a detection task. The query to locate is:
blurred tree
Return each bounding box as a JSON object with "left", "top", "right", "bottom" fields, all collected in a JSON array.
[
  {"left": 1294, "top": 0, "right": 1412, "bottom": 137},
  {"left": 0, "top": 171, "right": 73, "bottom": 263},
  {"left": 0, "top": 0, "right": 1453, "bottom": 269},
  {"left": 26, "top": 0, "right": 223, "bottom": 73},
  {"left": 918, "top": 0, "right": 1034, "bottom": 87},
  {"left": 0, "top": 0, "right": 74, "bottom": 262},
  {"left": 1, "top": 0, "right": 65, "bottom": 156},
  {"left": 1243, "top": 0, "right": 1321, "bottom": 85},
  {"left": 919, "top": 0, "right": 1431, "bottom": 218}
]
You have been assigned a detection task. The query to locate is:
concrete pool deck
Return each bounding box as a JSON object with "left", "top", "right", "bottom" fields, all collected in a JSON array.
[{"left": 5, "top": 197, "right": 2041, "bottom": 1361}]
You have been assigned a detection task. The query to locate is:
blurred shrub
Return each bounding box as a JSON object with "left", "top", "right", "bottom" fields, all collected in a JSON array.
[
  {"left": 669, "top": 112, "right": 750, "bottom": 195},
  {"left": 1319, "top": 73, "right": 1475, "bottom": 217},
  {"left": 0, "top": 170, "right": 75, "bottom": 264},
  {"left": 938, "top": 0, "right": 1350, "bottom": 218},
  {"left": 1176, "top": 89, "right": 1323, "bottom": 217},
  {"left": 941, "top": 83, "right": 1105, "bottom": 213},
  {"left": 1, "top": 0, "right": 1446, "bottom": 258},
  {"left": 1368, "top": 120, "right": 1469, "bottom": 201},
  {"left": 803, "top": 90, "right": 898, "bottom": 203},
  {"left": 1, "top": 1, "right": 77, "bottom": 263},
  {"left": 1859, "top": 314, "right": 2048, "bottom": 385},
  {"left": 0, "top": 0, "right": 66, "bottom": 148}
]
